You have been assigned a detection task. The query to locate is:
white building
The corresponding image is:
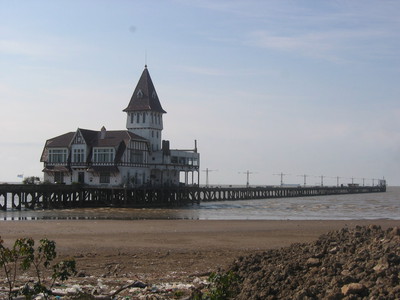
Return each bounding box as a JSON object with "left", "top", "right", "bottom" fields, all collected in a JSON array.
[{"left": 41, "top": 66, "right": 200, "bottom": 187}]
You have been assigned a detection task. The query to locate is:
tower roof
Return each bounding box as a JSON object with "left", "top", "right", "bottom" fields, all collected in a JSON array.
[{"left": 123, "top": 66, "right": 166, "bottom": 113}]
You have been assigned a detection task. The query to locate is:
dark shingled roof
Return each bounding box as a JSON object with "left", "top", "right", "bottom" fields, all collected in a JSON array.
[
  {"left": 45, "top": 132, "right": 75, "bottom": 147},
  {"left": 41, "top": 128, "right": 149, "bottom": 163},
  {"left": 91, "top": 130, "right": 146, "bottom": 147},
  {"left": 79, "top": 129, "right": 98, "bottom": 145},
  {"left": 123, "top": 66, "right": 167, "bottom": 114},
  {"left": 44, "top": 129, "right": 147, "bottom": 148}
]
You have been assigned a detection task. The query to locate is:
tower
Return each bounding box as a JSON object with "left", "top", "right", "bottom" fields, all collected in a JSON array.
[{"left": 123, "top": 65, "right": 167, "bottom": 151}]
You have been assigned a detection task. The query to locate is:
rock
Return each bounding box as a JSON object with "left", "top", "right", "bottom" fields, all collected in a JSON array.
[
  {"left": 77, "top": 271, "right": 87, "bottom": 277},
  {"left": 306, "top": 257, "right": 320, "bottom": 267},
  {"left": 341, "top": 283, "right": 368, "bottom": 296},
  {"left": 373, "top": 263, "right": 388, "bottom": 274},
  {"left": 389, "top": 227, "right": 400, "bottom": 236},
  {"left": 226, "top": 226, "right": 400, "bottom": 300},
  {"left": 329, "top": 246, "right": 338, "bottom": 254}
]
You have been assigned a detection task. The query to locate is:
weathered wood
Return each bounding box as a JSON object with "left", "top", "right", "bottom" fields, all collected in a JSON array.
[{"left": 0, "top": 184, "right": 386, "bottom": 211}]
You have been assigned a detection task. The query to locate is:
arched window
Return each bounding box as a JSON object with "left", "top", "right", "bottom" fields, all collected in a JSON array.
[{"left": 137, "top": 89, "right": 143, "bottom": 98}]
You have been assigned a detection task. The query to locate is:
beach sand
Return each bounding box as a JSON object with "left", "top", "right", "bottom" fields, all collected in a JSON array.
[{"left": 1, "top": 219, "right": 399, "bottom": 282}]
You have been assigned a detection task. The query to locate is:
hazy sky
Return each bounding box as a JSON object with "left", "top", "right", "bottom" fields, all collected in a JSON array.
[{"left": 1, "top": 0, "right": 399, "bottom": 186}]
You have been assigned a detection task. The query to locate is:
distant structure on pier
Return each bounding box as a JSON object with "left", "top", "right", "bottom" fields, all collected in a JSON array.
[{"left": 40, "top": 66, "right": 200, "bottom": 186}]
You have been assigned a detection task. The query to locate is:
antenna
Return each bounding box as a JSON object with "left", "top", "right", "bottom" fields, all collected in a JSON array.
[
  {"left": 331, "top": 176, "right": 342, "bottom": 187},
  {"left": 202, "top": 168, "right": 218, "bottom": 187},
  {"left": 320, "top": 175, "right": 324, "bottom": 187},
  {"left": 239, "top": 170, "right": 256, "bottom": 188},
  {"left": 273, "top": 172, "right": 290, "bottom": 186},
  {"left": 297, "top": 174, "right": 310, "bottom": 187}
]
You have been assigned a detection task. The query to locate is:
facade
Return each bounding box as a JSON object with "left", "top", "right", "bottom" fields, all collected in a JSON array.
[{"left": 40, "top": 66, "right": 200, "bottom": 187}]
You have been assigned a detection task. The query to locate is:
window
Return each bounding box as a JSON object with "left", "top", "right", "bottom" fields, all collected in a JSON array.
[
  {"left": 49, "top": 149, "right": 68, "bottom": 163},
  {"left": 137, "top": 113, "right": 140, "bottom": 123},
  {"left": 131, "top": 113, "right": 134, "bottom": 123},
  {"left": 54, "top": 172, "right": 64, "bottom": 183},
  {"left": 130, "top": 150, "right": 143, "bottom": 163},
  {"left": 151, "top": 131, "right": 154, "bottom": 138},
  {"left": 72, "top": 148, "right": 85, "bottom": 163},
  {"left": 78, "top": 172, "right": 85, "bottom": 183},
  {"left": 99, "top": 172, "right": 110, "bottom": 184},
  {"left": 93, "top": 148, "right": 115, "bottom": 163},
  {"left": 143, "top": 113, "right": 146, "bottom": 123},
  {"left": 151, "top": 113, "right": 154, "bottom": 123},
  {"left": 137, "top": 89, "right": 143, "bottom": 98}
]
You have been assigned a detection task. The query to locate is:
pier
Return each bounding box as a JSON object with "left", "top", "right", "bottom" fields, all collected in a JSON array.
[{"left": 0, "top": 184, "right": 386, "bottom": 211}]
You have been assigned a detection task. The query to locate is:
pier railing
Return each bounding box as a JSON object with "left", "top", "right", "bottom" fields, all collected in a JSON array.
[{"left": 0, "top": 184, "right": 386, "bottom": 210}]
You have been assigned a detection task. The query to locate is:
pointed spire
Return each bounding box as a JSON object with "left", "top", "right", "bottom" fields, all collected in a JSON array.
[{"left": 123, "top": 66, "right": 166, "bottom": 113}]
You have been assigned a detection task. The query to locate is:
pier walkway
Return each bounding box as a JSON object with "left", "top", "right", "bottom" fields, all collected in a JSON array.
[{"left": 0, "top": 184, "right": 386, "bottom": 210}]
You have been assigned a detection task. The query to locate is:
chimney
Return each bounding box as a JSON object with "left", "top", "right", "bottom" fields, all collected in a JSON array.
[
  {"left": 162, "top": 140, "right": 170, "bottom": 156},
  {"left": 100, "top": 126, "right": 106, "bottom": 139}
]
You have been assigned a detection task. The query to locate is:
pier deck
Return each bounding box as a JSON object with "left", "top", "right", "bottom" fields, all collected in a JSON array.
[{"left": 0, "top": 184, "right": 386, "bottom": 211}]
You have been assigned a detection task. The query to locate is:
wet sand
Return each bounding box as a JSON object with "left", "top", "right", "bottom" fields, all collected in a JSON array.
[{"left": 1, "top": 219, "right": 399, "bottom": 281}]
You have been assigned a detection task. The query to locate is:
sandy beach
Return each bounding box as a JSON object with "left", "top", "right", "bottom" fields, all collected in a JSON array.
[{"left": 1, "top": 219, "right": 399, "bottom": 282}]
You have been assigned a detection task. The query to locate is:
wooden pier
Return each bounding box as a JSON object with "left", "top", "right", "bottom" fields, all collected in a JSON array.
[{"left": 0, "top": 184, "right": 386, "bottom": 211}]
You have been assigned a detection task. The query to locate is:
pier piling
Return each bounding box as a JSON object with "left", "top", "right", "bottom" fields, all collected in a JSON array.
[{"left": 0, "top": 184, "right": 386, "bottom": 211}]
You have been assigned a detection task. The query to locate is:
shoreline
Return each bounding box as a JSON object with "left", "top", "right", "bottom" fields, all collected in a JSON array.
[{"left": 1, "top": 219, "right": 399, "bottom": 282}]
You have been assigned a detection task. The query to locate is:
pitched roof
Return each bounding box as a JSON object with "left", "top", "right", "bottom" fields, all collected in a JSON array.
[
  {"left": 45, "top": 132, "right": 75, "bottom": 147},
  {"left": 79, "top": 128, "right": 98, "bottom": 145},
  {"left": 123, "top": 66, "right": 167, "bottom": 113},
  {"left": 91, "top": 130, "right": 146, "bottom": 147},
  {"left": 44, "top": 129, "right": 147, "bottom": 148}
]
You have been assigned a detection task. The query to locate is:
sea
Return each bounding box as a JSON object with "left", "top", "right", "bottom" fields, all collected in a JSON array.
[{"left": 0, "top": 186, "right": 399, "bottom": 221}]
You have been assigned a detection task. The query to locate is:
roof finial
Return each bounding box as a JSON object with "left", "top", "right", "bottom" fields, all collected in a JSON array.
[{"left": 145, "top": 49, "right": 147, "bottom": 68}]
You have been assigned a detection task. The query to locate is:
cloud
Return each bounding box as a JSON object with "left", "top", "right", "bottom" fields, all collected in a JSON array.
[
  {"left": 246, "top": 29, "right": 392, "bottom": 63},
  {"left": 0, "top": 39, "right": 49, "bottom": 57},
  {"left": 0, "top": 36, "right": 90, "bottom": 60},
  {"left": 178, "top": 65, "right": 230, "bottom": 76}
]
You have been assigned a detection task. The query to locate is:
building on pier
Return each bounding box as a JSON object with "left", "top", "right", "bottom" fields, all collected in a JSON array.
[{"left": 40, "top": 66, "right": 200, "bottom": 187}]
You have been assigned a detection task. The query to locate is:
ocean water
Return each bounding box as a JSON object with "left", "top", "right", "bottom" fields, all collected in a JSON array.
[{"left": 0, "top": 186, "right": 399, "bottom": 221}]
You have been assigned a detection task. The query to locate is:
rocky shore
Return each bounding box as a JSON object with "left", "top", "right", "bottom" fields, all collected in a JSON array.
[{"left": 228, "top": 225, "right": 400, "bottom": 299}]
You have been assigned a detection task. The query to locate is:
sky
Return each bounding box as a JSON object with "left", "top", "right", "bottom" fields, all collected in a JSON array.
[{"left": 1, "top": 0, "right": 399, "bottom": 186}]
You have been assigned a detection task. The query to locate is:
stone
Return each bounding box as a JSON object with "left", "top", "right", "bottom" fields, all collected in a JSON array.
[
  {"left": 306, "top": 257, "right": 320, "bottom": 267},
  {"left": 373, "top": 263, "right": 388, "bottom": 274},
  {"left": 225, "top": 226, "right": 400, "bottom": 300},
  {"left": 389, "top": 227, "right": 400, "bottom": 236},
  {"left": 341, "top": 283, "right": 367, "bottom": 296}
]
